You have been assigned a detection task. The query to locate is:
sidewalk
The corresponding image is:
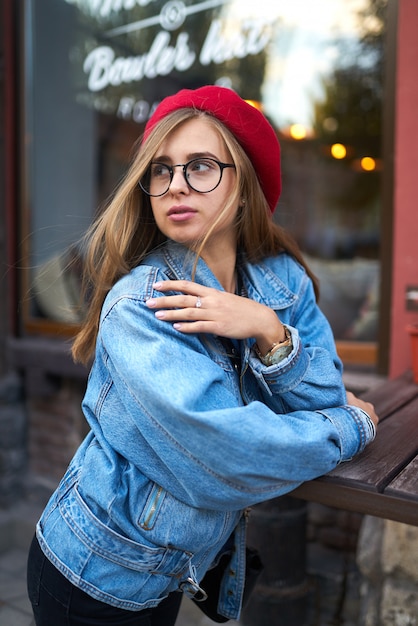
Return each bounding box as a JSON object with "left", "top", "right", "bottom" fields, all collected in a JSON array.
[
  {"left": 0, "top": 545, "right": 34, "bottom": 626},
  {"left": 0, "top": 496, "right": 40, "bottom": 626}
]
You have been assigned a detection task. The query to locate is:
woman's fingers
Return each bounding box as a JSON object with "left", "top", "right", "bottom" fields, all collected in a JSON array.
[
  {"left": 146, "top": 280, "right": 243, "bottom": 335},
  {"left": 346, "top": 391, "right": 379, "bottom": 427},
  {"left": 146, "top": 294, "right": 203, "bottom": 312},
  {"left": 146, "top": 280, "right": 284, "bottom": 343},
  {"left": 152, "top": 280, "right": 206, "bottom": 296},
  {"left": 146, "top": 281, "right": 208, "bottom": 315}
]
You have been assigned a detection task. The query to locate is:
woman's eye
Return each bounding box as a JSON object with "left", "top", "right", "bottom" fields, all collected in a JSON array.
[
  {"left": 151, "top": 164, "right": 170, "bottom": 177},
  {"left": 190, "top": 159, "right": 213, "bottom": 173}
]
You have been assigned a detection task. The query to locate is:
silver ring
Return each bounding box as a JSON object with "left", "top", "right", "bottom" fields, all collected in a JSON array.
[{"left": 195, "top": 296, "right": 202, "bottom": 308}]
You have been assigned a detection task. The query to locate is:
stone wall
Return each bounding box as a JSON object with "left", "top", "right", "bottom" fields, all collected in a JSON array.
[
  {"left": 357, "top": 516, "right": 418, "bottom": 626},
  {"left": 305, "top": 502, "right": 365, "bottom": 624},
  {"left": 307, "top": 502, "right": 363, "bottom": 553},
  {"left": 0, "top": 372, "right": 26, "bottom": 507},
  {"left": 0, "top": 0, "right": 8, "bottom": 377},
  {"left": 27, "top": 379, "right": 87, "bottom": 483},
  {"left": 0, "top": 370, "right": 87, "bottom": 509}
]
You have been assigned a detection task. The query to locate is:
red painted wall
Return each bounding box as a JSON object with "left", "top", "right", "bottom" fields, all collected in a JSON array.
[{"left": 389, "top": 0, "right": 418, "bottom": 378}]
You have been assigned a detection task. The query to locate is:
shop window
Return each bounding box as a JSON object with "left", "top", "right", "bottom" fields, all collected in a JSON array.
[{"left": 20, "top": 0, "right": 387, "bottom": 365}]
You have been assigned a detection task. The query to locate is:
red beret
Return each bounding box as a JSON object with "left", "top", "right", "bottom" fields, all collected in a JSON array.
[{"left": 143, "top": 85, "right": 281, "bottom": 213}]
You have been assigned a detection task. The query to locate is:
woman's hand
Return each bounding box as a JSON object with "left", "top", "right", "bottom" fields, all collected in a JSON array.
[
  {"left": 146, "top": 280, "right": 286, "bottom": 353},
  {"left": 346, "top": 391, "right": 379, "bottom": 428}
]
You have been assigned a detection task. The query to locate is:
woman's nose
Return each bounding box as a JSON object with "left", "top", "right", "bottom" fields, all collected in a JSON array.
[{"left": 169, "top": 167, "right": 189, "bottom": 194}]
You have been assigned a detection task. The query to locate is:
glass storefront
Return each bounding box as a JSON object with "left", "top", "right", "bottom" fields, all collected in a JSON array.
[{"left": 21, "top": 0, "right": 386, "bottom": 350}]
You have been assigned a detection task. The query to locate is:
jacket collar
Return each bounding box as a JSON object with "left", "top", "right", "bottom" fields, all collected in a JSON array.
[
  {"left": 147, "top": 240, "right": 297, "bottom": 311},
  {"left": 238, "top": 255, "right": 298, "bottom": 310}
]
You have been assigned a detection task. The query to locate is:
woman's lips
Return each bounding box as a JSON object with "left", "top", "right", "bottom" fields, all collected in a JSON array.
[{"left": 167, "top": 206, "right": 197, "bottom": 222}]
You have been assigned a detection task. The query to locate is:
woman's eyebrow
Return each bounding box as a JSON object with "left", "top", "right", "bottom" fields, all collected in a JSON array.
[
  {"left": 152, "top": 151, "right": 220, "bottom": 162},
  {"left": 187, "top": 151, "right": 219, "bottom": 160}
]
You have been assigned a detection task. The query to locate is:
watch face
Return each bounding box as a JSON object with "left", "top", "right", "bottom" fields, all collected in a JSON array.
[
  {"left": 269, "top": 342, "right": 293, "bottom": 365},
  {"left": 256, "top": 327, "right": 292, "bottom": 365}
]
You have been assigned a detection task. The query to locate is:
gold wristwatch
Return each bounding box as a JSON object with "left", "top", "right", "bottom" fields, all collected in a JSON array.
[{"left": 254, "top": 326, "right": 293, "bottom": 366}]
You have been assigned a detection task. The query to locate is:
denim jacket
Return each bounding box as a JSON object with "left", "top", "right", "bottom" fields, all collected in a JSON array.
[{"left": 36, "top": 240, "right": 375, "bottom": 620}]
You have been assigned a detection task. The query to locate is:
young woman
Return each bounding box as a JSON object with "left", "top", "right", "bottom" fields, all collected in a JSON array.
[{"left": 27, "top": 85, "right": 378, "bottom": 625}]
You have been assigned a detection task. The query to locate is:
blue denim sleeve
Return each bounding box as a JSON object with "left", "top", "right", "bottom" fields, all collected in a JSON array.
[
  {"left": 316, "top": 405, "right": 376, "bottom": 460},
  {"left": 248, "top": 270, "right": 346, "bottom": 411}
]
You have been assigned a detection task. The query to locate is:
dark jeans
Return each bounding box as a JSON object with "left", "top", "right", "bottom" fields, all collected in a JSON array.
[{"left": 27, "top": 535, "right": 183, "bottom": 626}]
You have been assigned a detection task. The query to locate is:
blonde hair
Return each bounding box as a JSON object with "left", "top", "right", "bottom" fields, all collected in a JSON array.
[{"left": 72, "top": 108, "right": 318, "bottom": 364}]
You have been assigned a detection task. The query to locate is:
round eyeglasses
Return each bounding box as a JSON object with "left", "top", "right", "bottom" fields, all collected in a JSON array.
[{"left": 139, "top": 158, "right": 236, "bottom": 197}]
